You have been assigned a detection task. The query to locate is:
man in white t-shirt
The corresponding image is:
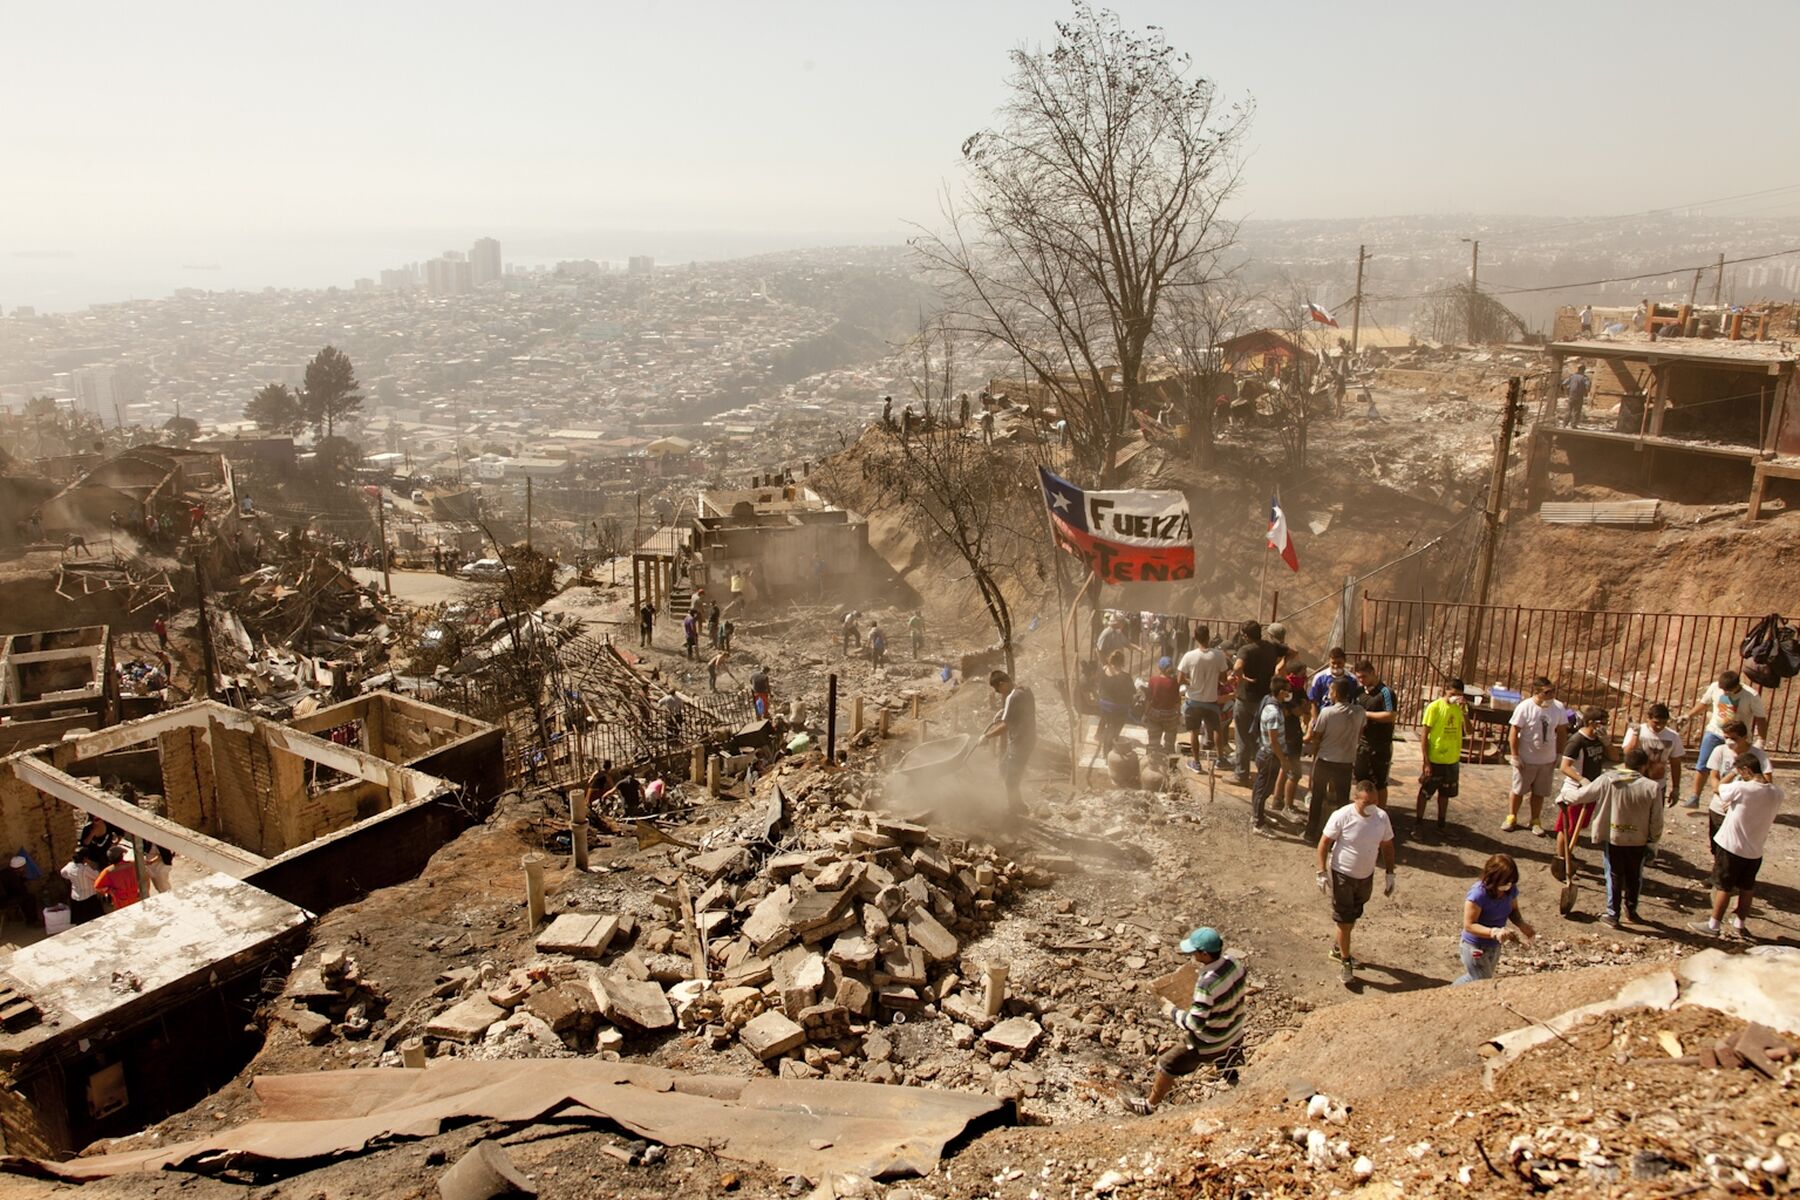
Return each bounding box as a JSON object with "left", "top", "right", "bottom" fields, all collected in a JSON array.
[
  {"left": 1701, "top": 720, "right": 1772, "bottom": 840},
  {"left": 1683, "top": 670, "right": 1766, "bottom": 808},
  {"left": 1314, "top": 780, "right": 1395, "bottom": 984},
  {"left": 1505, "top": 677, "right": 1568, "bottom": 836},
  {"left": 1622, "top": 703, "right": 1685, "bottom": 808},
  {"left": 1692, "top": 760, "right": 1783, "bottom": 939},
  {"left": 1177, "top": 625, "right": 1230, "bottom": 767}
]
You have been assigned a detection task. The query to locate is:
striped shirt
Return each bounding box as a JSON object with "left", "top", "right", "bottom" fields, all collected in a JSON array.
[{"left": 1173, "top": 955, "right": 1248, "bottom": 1054}]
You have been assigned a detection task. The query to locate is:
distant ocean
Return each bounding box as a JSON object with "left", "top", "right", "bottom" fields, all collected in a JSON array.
[{"left": 0, "top": 228, "right": 908, "bottom": 314}]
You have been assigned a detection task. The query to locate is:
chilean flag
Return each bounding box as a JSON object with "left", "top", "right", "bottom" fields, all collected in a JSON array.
[
  {"left": 1268, "top": 496, "right": 1299, "bottom": 572},
  {"left": 1305, "top": 302, "right": 1338, "bottom": 327}
]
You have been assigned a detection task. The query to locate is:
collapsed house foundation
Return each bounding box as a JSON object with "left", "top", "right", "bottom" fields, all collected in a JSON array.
[{"left": 0, "top": 692, "right": 501, "bottom": 1157}]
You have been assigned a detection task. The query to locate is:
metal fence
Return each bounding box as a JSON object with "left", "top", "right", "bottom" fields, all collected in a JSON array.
[{"left": 1355, "top": 595, "right": 1799, "bottom": 754}]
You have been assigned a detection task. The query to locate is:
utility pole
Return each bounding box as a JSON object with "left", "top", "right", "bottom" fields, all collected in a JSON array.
[
  {"left": 191, "top": 547, "right": 221, "bottom": 702},
  {"left": 1464, "top": 238, "right": 1480, "bottom": 344},
  {"left": 525, "top": 476, "right": 533, "bottom": 552},
  {"left": 1350, "top": 244, "right": 1368, "bottom": 354},
  {"left": 1713, "top": 253, "right": 1725, "bottom": 307},
  {"left": 1461, "top": 377, "right": 1523, "bottom": 681},
  {"left": 376, "top": 491, "right": 391, "bottom": 596},
  {"left": 1689, "top": 268, "right": 1702, "bottom": 307}
]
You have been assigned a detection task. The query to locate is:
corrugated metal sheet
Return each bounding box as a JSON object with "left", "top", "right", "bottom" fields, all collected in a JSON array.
[{"left": 1538, "top": 500, "right": 1661, "bottom": 527}]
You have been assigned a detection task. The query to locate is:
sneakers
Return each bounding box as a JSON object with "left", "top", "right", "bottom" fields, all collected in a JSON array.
[
  {"left": 1252, "top": 823, "right": 1277, "bottom": 839},
  {"left": 1531, "top": 822, "right": 1547, "bottom": 837},
  {"left": 1339, "top": 958, "right": 1354, "bottom": 983},
  {"left": 1500, "top": 814, "right": 1519, "bottom": 832},
  {"left": 1187, "top": 759, "right": 1202, "bottom": 773},
  {"left": 1679, "top": 795, "right": 1700, "bottom": 810},
  {"left": 1328, "top": 946, "right": 1358, "bottom": 968},
  {"left": 1730, "top": 917, "right": 1748, "bottom": 937},
  {"left": 1626, "top": 908, "right": 1643, "bottom": 925},
  {"left": 1602, "top": 912, "right": 1621, "bottom": 929},
  {"left": 1689, "top": 919, "right": 1722, "bottom": 938}
]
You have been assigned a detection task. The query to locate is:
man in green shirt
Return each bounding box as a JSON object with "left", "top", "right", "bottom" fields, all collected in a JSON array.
[{"left": 1416, "top": 677, "right": 1467, "bottom": 839}]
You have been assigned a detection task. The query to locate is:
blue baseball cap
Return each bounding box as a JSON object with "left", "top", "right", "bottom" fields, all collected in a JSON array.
[
  {"left": 1158, "top": 656, "right": 1173, "bottom": 669},
  {"left": 1179, "top": 927, "right": 1223, "bottom": 955}
]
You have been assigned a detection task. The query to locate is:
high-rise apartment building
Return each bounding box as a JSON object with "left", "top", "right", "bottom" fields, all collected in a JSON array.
[
  {"left": 628, "top": 255, "right": 654, "bottom": 275},
  {"left": 471, "top": 237, "right": 502, "bottom": 286}
]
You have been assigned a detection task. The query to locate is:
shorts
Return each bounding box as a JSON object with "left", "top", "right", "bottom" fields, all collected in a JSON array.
[
  {"left": 1553, "top": 800, "right": 1594, "bottom": 835},
  {"left": 1158, "top": 1039, "right": 1245, "bottom": 1078},
  {"left": 1420, "top": 761, "right": 1460, "bottom": 799},
  {"left": 1694, "top": 731, "right": 1725, "bottom": 775},
  {"left": 1330, "top": 869, "right": 1374, "bottom": 924},
  {"left": 1711, "top": 843, "right": 1762, "bottom": 893},
  {"left": 1184, "top": 701, "right": 1222, "bottom": 736},
  {"left": 1283, "top": 732, "right": 1303, "bottom": 759},
  {"left": 1354, "top": 741, "right": 1392, "bottom": 788},
  {"left": 1511, "top": 760, "right": 1557, "bottom": 798}
]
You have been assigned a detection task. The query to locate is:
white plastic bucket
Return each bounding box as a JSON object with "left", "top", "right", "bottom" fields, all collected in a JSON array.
[{"left": 42, "top": 904, "right": 71, "bottom": 935}]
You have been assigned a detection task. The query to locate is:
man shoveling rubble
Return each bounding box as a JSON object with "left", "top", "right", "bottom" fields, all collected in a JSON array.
[
  {"left": 980, "top": 670, "right": 1035, "bottom": 818},
  {"left": 1127, "top": 926, "right": 1246, "bottom": 1114}
]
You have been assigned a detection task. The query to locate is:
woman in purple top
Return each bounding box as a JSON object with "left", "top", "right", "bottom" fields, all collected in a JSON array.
[{"left": 1455, "top": 853, "right": 1534, "bottom": 984}]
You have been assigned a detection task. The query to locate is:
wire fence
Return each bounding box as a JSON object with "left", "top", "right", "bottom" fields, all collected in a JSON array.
[{"left": 1356, "top": 595, "right": 1798, "bottom": 753}]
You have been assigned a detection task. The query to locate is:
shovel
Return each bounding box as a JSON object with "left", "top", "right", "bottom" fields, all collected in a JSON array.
[{"left": 1557, "top": 823, "right": 1579, "bottom": 915}]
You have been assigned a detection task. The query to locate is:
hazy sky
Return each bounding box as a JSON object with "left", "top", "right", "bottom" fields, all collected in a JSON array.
[{"left": 5, "top": 1, "right": 1800, "bottom": 251}]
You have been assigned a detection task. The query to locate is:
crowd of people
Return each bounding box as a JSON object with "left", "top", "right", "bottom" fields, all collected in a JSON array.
[{"left": 1078, "top": 617, "right": 1785, "bottom": 1010}]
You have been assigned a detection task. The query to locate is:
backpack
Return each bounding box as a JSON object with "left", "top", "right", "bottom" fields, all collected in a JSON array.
[{"left": 1740, "top": 614, "right": 1800, "bottom": 689}]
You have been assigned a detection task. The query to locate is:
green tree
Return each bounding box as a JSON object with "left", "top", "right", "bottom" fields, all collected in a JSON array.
[
  {"left": 312, "top": 434, "right": 363, "bottom": 479},
  {"left": 162, "top": 415, "right": 200, "bottom": 445},
  {"left": 301, "top": 345, "right": 363, "bottom": 439},
  {"left": 244, "top": 383, "right": 305, "bottom": 435}
]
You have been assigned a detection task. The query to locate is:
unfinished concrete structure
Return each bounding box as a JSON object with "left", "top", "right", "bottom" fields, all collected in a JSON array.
[
  {"left": 1533, "top": 336, "right": 1800, "bottom": 512},
  {"left": 0, "top": 627, "right": 116, "bottom": 755},
  {"left": 0, "top": 692, "right": 501, "bottom": 1156}
]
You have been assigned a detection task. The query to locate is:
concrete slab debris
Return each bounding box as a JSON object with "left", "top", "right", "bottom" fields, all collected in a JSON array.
[
  {"left": 533, "top": 913, "right": 618, "bottom": 960},
  {"left": 428, "top": 995, "right": 506, "bottom": 1043},
  {"left": 740, "top": 1010, "right": 808, "bottom": 1060}
]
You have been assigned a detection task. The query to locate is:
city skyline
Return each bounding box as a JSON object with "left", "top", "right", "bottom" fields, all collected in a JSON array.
[{"left": 6, "top": 1, "right": 1800, "bottom": 311}]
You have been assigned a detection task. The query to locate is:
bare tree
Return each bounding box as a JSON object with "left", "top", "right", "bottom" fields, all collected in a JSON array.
[
  {"left": 914, "top": 3, "right": 1250, "bottom": 483},
  {"left": 1264, "top": 282, "right": 1336, "bottom": 473},
  {"left": 853, "top": 408, "right": 1036, "bottom": 676},
  {"left": 1156, "top": 259, "right": 1254, "bottom": 464}
]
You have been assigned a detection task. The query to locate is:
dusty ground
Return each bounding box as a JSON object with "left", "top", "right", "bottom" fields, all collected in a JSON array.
[{"left": 11, "top": 632, "right": 1792, "bottom": 1199}]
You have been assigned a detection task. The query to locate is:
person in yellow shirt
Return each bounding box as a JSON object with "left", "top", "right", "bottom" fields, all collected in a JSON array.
[{"left": 1416, "top": 677, "right": 1467, "bottom": 840}]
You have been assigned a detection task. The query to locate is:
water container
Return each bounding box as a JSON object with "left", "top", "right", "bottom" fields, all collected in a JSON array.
[
  {"left": 1489, "top": 687, "right": 1522, "bottom": 707},
  {"left": 42, "top": 904, "right": 71, "bottom": 935}
]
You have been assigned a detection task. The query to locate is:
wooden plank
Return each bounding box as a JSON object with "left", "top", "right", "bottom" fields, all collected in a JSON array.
[{"left": 9, "top": 754, "right": 268, "bottom": 877}]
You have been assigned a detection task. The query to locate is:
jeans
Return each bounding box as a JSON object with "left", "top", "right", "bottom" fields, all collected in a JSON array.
[
  {"left": 1603, "top": 843, "right": 1648, "bottom": 917},
  {"left": 1250, "top": 746, "right": 1279, "bottom": 827},
  {"left": 1000, "top": 748, "right": 1030, "bottom": 813},
  {"left": 1233, "top": 694, "right": 1261, "bottom": 776},
  {"left": 1454, "top": 941, "right": 1498, "bottom": 985},
  {"left": 1308, "top": 760, "right": 1353, "bottom": 843},
  {"left": 1692, "top": 732, "right": 1724, "bottom": 790}
]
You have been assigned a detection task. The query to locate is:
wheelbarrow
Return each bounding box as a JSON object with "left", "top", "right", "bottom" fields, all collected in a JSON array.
[{"left": 889, "top": 734, "right": 985, "bottom": 804}]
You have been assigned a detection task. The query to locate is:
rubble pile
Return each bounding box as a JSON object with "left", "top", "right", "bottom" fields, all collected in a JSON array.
[
  {"left": 413, "top": 775, "right": 1071, "bottom": 1090},
  {"left": 228, "top": 553, "right": 386, "bottom": 649},
  {"left": 275, "top": 948, "right": 389, "bottom": 1045}
]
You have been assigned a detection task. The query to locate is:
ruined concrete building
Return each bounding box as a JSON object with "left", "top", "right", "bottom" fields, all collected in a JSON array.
[
  {"left": 0, "top": 693, "right": 501, "bottom": 1157},
  {"left": 37, "top": 446, "right": 228, "bottom": 536},
  {"left": 632, "top": 485, "right": 870, "bottom": 612},
  {"left": 0, "top": 627, "right": 115, "bottom": 756}
]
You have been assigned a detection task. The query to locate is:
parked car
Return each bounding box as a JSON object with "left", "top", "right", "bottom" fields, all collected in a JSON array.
[{"left": 459, "top": 558, "right": 506, "bottom": 580}]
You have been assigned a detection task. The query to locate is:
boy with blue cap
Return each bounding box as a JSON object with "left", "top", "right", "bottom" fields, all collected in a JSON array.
[{"left": 1127, "top": 926, "right": 1247, "bottom": 1113}]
